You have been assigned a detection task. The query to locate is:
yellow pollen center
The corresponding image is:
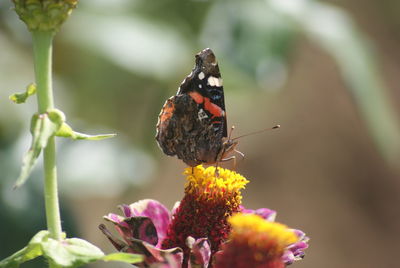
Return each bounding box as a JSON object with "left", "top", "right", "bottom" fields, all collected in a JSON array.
[
  {"left": 229, "top": 213, "right": 298, "bottom": 251},
  {"left": 184, "top": 165, "right": 249, "bottom": 204}
]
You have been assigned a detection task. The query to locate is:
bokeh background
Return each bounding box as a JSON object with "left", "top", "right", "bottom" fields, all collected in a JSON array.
[{"left": 1, "top": 0, "right": 400, "bottom": 267}]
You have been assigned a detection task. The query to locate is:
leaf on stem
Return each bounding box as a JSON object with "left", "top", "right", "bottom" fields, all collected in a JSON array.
[
  {"left": 43, "top": 238, "right": 143, "bottom": 267},
  {"left": 42, "top": 237, "right": 105, "bottom": 267},
  {"left": 0, "top": 231, "right": 143, "bottom": 268},
  {"left": 56, "top": 123, "right": 117, "bottom": 140},
  {"left": 0, "top": 230, "right": 48, "bottom": 268},
  {"left": 102, "top": 252, "right": 144, "bottom": 263},
  {"left": 14, "top": 109, "right": 65, "bottom": 188},
  {"left": 9, "top": 83, "right": 37, "bottom": 104}
]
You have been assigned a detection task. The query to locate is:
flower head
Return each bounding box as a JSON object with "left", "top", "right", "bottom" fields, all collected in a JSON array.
[
  {"left": 162, "top": 165, "right": 249, "bottom": 265},
  {"left": 215, "top": 213, "right": 298, "bottom": 268},
  {"left": 100, "top": 166, "right": 309, "bottom": 267},
  {"left": 241, "top": 206, "right": 309, "bottom": 265},
  {"left": 13, "top": 0, "right": 78, "bottom": 32},
  {"left": 184, "top": 165, "right": 248, "bottom": 204}
]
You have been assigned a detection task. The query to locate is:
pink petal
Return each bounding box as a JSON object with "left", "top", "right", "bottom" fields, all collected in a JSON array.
[{"left": 127, "top": 199, "right": 171, "bottom": 246}]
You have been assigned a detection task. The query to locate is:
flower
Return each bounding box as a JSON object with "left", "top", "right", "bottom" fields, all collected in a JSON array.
[
  {"left": 214, "top": 214, "right": 298, "bottom": 268},
  {"left": 13, "top": 0, "right": 78, "bottom": 32},
  {"left": 99, "top": 199, "right": 210, "bottom": 268},
  {"left": 241, "top": 206, "right": 309, "bottom": 265},
  {"left": 162, "top": 165, "right": 248, "bottom": 266},
  {"left": 100, "top": 165, "right": 248, "bottom": 267},
  {"left": 100, "top": 166, "right": 309, "bottom": 267}
]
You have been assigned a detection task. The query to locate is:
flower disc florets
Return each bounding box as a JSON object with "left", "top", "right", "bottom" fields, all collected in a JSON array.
[
  {"left": 215, "top": 214, "right": 298, "bottom": 268},
  {"left": 162, "top": 165, "right": 249, "bottom": 266},
  {"left": 184, "top": 165, "right": 249, "bottom": 205}
]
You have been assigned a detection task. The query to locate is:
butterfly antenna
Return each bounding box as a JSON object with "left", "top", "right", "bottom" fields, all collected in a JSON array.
[
  {"left": 228, "top": 125, "right": 235, "bottom": 140},
  {"left": 232, "top": 125, "right": 280, "bottom": 141}
]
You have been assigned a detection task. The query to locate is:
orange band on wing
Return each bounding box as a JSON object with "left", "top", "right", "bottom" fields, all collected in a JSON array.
[
  {"left": 204, "top": 97, "right": 223, "bottom": 118},
  {"left": 189, "top": 91, "right": 224, "bottom": 118},
  {"left": 189, "top": 91, "right": 204, "bottom": 104},
  {"left": 160, "top": 100, "right": 175, "bottom": 122}
]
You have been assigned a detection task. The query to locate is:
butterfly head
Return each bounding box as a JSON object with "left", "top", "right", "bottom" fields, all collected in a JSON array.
[{"left": 220, "top": 138, "right": 239, "bottom": 158}]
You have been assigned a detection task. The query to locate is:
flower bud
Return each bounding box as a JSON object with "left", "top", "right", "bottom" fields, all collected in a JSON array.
[{"left": 13, "top": 0, "right": 78, "bottom": 32}]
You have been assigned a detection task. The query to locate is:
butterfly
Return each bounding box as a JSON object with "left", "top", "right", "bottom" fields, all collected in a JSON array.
[{"left": 155, "top": 48, "right": 239, "bottom": 167}]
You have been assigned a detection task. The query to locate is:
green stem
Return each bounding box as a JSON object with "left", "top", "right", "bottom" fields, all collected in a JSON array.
[
  {"left": 32, "top": 31, "right": 62, "bottom": 247},
  {"left": 33, "top": 31, "right": 54, "bottom": 112}
]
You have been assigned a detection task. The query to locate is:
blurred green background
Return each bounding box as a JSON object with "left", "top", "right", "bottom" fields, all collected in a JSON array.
[{"left": 1, "top": 0, "right": 400, "bottom": 267}]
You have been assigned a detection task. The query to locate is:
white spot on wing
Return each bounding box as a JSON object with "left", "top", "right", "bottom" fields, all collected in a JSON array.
[
  {"left": 199, "top": 84, "right": 202, "bottom": 88},
  {"left": 207, "top": 76, "right": 223, "bottom": 87},
  {"left": 198, "top": 108, "right": 208, "bottom": 120},
  {"left": 198, "top": 72, "right": 205, "bottom": 80}
]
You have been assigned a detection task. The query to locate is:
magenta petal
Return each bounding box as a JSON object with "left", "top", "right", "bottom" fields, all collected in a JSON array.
[
  {"left": 283, "top": 231, "right": 309, "bottom": 265},
  {"left": 187, "top": 237, "right": 211, "bottom": 268},
  {"left": 293, "top": 229, "right": 306, "bottom": 240},
  {"left": 282, "top": 250, "right": 296, "bottom": 265},
  {"left": 288, "top": 241, "right": 309, "bottom": 252},
  {"left": 140, "top": 240, "right": 183, "bottom": 267},
  {"left": 125, "top": 217, "right": 159, "bottom": 246},
  {"left": 240, "top": 206, "right": 277, "bottom": 221},
  {"left": 126, "top": 199, "right": 171, "bottom": 246},
  {"left": 120, "top": 204, "right": 132, "bottom": 217},
  {"left": 105, "top": 213, "right": 125, "bottom": 225},
  {"left": 104, "top": 214, "right": 159, "bottom": 246},
  {"left": 104, "top": 213, "right": 130, "bottom": 235}
]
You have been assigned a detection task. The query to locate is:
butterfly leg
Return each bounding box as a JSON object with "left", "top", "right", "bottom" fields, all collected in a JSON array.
[
  {"left": 221, "top": 149, "right": 245, "bottom": 170},
  {"left": 214, "top": 162, "right": 220, "bottom": 177},
  {"left": 234, "top": 149, "right": 245, "bottom": 160},
  {"left": 221, "top": 155, "right": 237, "bottom": 170}
]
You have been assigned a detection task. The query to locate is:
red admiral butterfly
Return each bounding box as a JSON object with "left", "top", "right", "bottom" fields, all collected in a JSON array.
[{"left": 155, "top": 48, "right": 238, "bottom": 167}]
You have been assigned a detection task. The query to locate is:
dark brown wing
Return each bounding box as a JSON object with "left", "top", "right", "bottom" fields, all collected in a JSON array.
[
  {"left": 177, "top": 48, "right": 227, "bottom": 138},
  {"left": 155, "top": 94, "right": 223, "bottom": 166}
]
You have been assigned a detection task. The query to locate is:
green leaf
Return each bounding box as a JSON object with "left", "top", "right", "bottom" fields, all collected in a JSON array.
[
  {"left": 102, "top": 252, "right": 144, "bottom": 263},
  {"left": 9, "top": 83, "right": 37, "bottom": 104},
  {"left": 42, "top": 237, "right": 142, "bottom": 267},
  {"left": 56, "top": 122, "right": 116, "bottom": 140},
  {"left": 0, "top": 247, "right": 30, "bottom": 268},
  {"left": 14, "top": 109, "right": 65, "bottom": 188},
  {"left": 42, "top": 237, "right": 105, "bottom": 267},
  {"left": 0, "top": 231, "right": 49, "bottom": 268},
  {"left": 0, "top": 231, "right": 142, "bottom": 268}
]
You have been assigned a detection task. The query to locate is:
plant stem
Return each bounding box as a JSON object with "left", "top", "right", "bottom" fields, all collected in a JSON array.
[
  {"left": 32, "top": 31, "right": 62, "bottom": 246},
  {"left": 32, "top": 31, "right": 54, "bottom": 113}
]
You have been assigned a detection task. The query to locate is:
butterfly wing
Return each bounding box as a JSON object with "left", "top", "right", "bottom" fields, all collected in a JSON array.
[
  {"left": 177, "top": 48, "right": 227, "bottom": 138},
  {"left": 156, "top": 94, "right": 222, "bottom": 166},
  {"left": 155, "top": 48, "right": 228, "bottom": 166}
]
